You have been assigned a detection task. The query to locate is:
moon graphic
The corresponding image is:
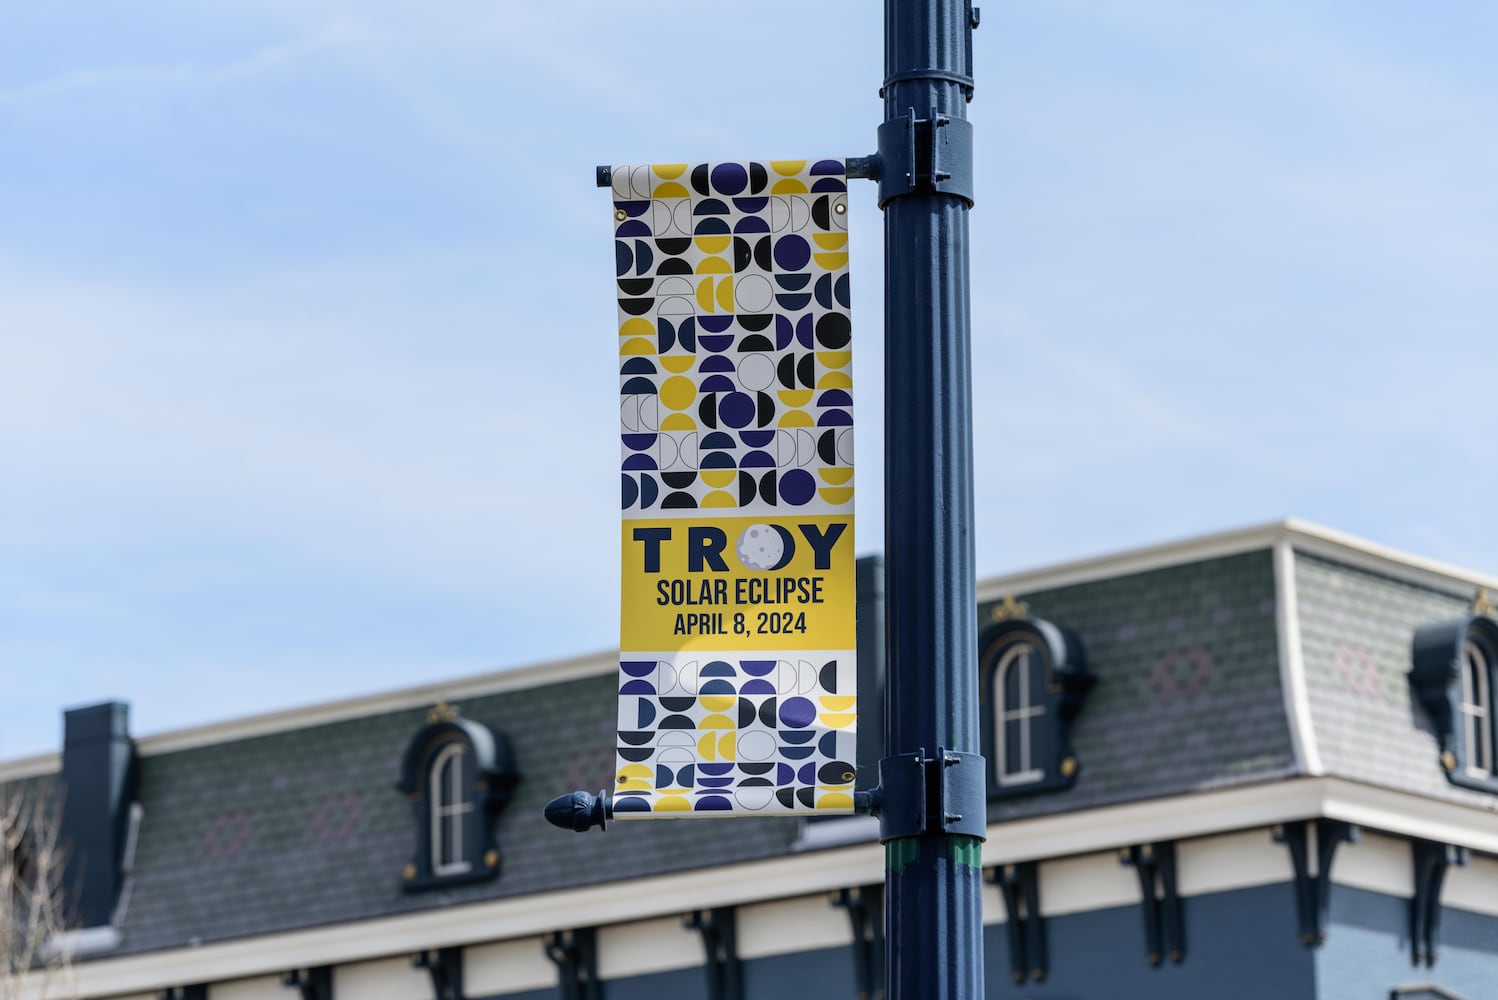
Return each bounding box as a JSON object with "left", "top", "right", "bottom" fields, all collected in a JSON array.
[{"left": 736, "top": 524, "right": 796, "bottom": 571}]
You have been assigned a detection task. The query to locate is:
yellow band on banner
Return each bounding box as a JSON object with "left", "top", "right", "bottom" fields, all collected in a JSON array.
[
  {"left": 620, "top": 516, "right": 856, "bottom": 652},
  {"left": 612, "top": 159, "right": 857, "bottom": 819}
]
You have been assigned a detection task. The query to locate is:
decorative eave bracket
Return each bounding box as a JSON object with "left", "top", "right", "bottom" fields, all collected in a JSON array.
[
  {"left": 1411, "top": 838, "right": 1469, "bottom": 968},
  {"left": 413, "top": 947, "right": 464, "bottom": 1000},
  {"left": 686, "top": 907, "right": 742, "bottom": 1000},
  {"left": 833, "top": 885, "right": 886, "bottom": 1000},
  {"left": 987, "top": 861, "right": 1046, "bottom": 983},
  {"left": 282, "top": 967, "right": 332, "bottom": 1000},
  {"left": 546, "top": 927, "right": 603, "bottom": 1000},
  {"left": 1274, "top": 820, "right": 1360, "bottom": 946},
  {"left": 1120, "top": 842, "right": 1184, "bottom": 966}
]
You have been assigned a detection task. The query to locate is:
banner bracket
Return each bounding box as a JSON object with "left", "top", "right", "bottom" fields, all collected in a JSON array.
[
  {"left": 877, "top": 748, "right": 986, "bottom": 842},
  {"left": 876, "top": 113, "right": 974, "bottom": 207}
]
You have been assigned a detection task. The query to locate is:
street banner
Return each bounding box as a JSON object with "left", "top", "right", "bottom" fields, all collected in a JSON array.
[{"left": 611, "top": 160, "right": 857, "bottom": 818}]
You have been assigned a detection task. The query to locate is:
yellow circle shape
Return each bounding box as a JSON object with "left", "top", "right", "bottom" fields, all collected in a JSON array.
[{"left": 660, "top": 376, "right": 697, "bottom": 411}]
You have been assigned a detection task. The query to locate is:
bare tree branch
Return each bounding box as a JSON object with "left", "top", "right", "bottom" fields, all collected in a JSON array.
[{"left": 1, "top": 781, "right": 75, "bottom": 1000}]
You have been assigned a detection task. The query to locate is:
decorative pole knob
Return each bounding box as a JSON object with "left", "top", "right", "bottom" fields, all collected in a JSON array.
[{"left": 543, "top": 789, "right": 611, "bottom": 832}]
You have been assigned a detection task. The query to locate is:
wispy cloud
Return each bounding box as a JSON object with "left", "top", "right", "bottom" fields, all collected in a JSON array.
[{"left": 0, "top": 20, "right": 368, "bottom": 111}]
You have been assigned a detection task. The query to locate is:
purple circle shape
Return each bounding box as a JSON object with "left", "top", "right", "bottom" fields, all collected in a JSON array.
[
  {"left": 719, "top": 391, "right": 756, "bottom": 429},
  {"left": 778, "top": 468, "right": 816, "bottom": 506},
  {"left": 773, "top": 235, "right": 811, "bottom": 271},
  {"left": 779, "top": 696, "right": 816, "bottom": 728},
  {"left": 710, "top": 163, "right": 748, "bottom": 196}
]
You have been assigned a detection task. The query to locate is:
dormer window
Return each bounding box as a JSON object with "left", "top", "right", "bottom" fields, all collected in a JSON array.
[
  {"left": 979, "top": 598, "right": 1095, "bottom": 800},
  {"left": 1411, "top": 611, "right": 1498, "bottom": 794},
  {"left": 396, "top": 702, "right": 520, "bottom": 891},
  {"left": 429, "top": 741, "right": 475, "bottom": 876}
]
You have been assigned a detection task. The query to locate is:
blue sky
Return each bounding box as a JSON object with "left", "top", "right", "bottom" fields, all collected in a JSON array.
[{"left": 2, "top": 1, "right": 1495, "bottom": 757}]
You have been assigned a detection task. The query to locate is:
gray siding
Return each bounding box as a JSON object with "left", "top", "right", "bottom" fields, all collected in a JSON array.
[{"left": 1294, "top": 553, "right": 1491, "bottom": 807}]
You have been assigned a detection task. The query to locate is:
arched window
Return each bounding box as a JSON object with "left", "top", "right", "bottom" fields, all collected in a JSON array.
[
  {"left": 993, "top": 640, "right": 1046, "bottom": 786},
  {"left": 429, "top": 741, "right": 475, "bottom": 876},
  {"left": 1460, "top": 637, "right": 1494, "bottom": 778}
]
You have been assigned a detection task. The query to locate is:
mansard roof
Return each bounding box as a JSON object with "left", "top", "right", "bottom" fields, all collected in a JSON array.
[{"left": 2, "top": 519, "right": 1494, "bottom": 961}]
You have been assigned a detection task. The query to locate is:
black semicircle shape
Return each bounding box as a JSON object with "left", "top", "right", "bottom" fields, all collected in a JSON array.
[
  {"left": 690, "top": 163, "right": 711, "bottom": 196},
  {"left": 818, "top": 429, "right": 838, "bottom": 465},
  {"left": 777, "top": 354, "right": 797, "bottom": 389},
  {"left": 819, "top": 660, "right": 839, "bottom": 693},
  {"left": 812, "top": 195, "right": 831, "bottom": 230},
  {"left": 797, "top": 353, "right": 817, "bottom": 388}
]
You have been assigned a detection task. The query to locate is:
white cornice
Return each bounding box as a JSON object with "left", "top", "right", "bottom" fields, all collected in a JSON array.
[
  {"left": 29, "top": 776, "right": 1498, "bottom": 999},
  {"left": 0, "top": 751, "right": 59, "bottom": 783},
  {"left": 975, "top": 517, "right": 1497, "bottom": 603}
]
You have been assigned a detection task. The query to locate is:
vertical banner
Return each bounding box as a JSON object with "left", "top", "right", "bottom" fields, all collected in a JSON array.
[{"left": 612, "top": 160, "right": 857, "bottom": 818}]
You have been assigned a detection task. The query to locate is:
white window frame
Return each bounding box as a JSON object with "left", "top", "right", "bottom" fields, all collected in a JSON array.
[
  {"left": 429, "top": 741, "right": 474, "bottom": 876},
  {"left": 993, "top": 641, "right": 1046, "bottom": 786},
  {"left": 1460, "top": 638, "right": 1493, "bottom": 779}
]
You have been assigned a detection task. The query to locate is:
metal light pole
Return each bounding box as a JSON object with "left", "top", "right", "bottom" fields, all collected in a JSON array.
[{"left": 875, "top": 2, "right": 985, "bottom": 999}]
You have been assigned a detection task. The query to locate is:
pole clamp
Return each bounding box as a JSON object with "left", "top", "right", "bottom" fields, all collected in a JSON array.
[
  {"left": 876, "top": 748, "right": 987, "bottom": 842},
  {"left": 875, "top": 112, "right": 975, "bottom": 208}
]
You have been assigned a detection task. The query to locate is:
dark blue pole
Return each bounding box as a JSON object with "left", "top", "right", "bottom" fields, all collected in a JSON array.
[{"left": 878, "top": 2, "right": 984, "bottom": 999}]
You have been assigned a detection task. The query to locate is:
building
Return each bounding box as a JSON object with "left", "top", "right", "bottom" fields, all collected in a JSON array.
[{"left": 4, "top": 519, "right": 1497, "bottom": 1000}]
